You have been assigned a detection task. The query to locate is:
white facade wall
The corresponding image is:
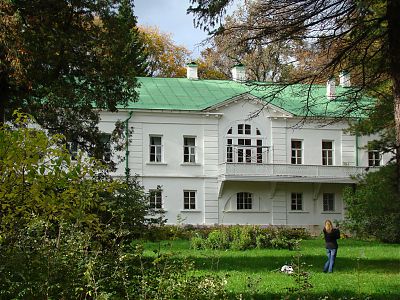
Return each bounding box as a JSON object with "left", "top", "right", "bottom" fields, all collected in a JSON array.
[{"left": 98, "top": 97, "right": 391, "bottom": 227}]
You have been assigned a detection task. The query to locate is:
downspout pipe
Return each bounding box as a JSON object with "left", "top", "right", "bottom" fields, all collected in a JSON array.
[
  {"left": 125, "top": 111, "right": 133, "bottom": 179},
  {"left": 355, "top": 119, "right": 360, "bottom": 167}
]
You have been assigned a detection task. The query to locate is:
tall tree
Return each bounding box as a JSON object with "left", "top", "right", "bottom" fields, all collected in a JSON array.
[
  {"left": 199, "top": 2, "right": 298, "bottom": 82},
  {"left": 139, "top": 25, "right": 191, "bottom": 77},
  {"left": 0, "top": 0, "right": 147, "bottom": 159},
  {"left": 195, "top": 49, "right": 229, "bottom": 80},
  {"left": 188, "top": 0, "right": 400, "bottom": 191}
]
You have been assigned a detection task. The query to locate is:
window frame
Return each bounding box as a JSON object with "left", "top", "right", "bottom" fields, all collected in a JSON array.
[
  {"left": 237, "top": 192, "right": 253, "bottom": 210},
  {"left": 225, "top": 124, "right": 266, "bottom": 164},
  {"left": 291, "top": 140, "right": 303, "bottom": 165},
  {"left": 368, "top": 150, "right": 381, "bottom": 167},
  {"left": 183, "top": 190, "right": 196, "bottom": 210},
  {"left": 238, "top": 123, "right": 251, "bottom": 135},
  {"left": 322, "top": 140, "right": 333, "bottom": 166},
  {"left": 67, "top": 141, "right": 79, "bottom": 161},
  {"left": 226, "top": 138, "right": 233, "bottom": 162},
  {"left": 323, "top": 193, "right": 335, "bottom": 212},
  {"left": 149, "top": 189, "right": 163, "bottom": 209},
  {"left": 100, "top": 133, "right": 112, "bottom": 162},
  {"left": 291, "top": 193, "right": 303, "bottom": 211},
  {"left": 149, "top": 135, "right": 163, "bottom": 163},
  {"left": 183, "top": 136, "right": 196, "bottom": 163}
]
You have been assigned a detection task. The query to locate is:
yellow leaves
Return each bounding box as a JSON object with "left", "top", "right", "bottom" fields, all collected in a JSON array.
[
  {"left": 0, "top": 112, "right": 119, "bottom": 235},
  {"left": 138, "top": 25, "right": 191, "bottom": 77}
]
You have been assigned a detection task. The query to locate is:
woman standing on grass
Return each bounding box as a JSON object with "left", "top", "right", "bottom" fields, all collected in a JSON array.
[{"left": 323, "top": 219, "right": 340, "bottom": 273}]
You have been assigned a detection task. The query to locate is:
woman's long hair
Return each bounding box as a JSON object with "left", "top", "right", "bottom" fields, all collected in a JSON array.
[{"left": 324, "top": 219, "right": 333, "bottom": 233}]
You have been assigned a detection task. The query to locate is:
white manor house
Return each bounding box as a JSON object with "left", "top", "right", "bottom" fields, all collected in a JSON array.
[{"left": 98, "top": 64, "right": 390, "bottom": 229}]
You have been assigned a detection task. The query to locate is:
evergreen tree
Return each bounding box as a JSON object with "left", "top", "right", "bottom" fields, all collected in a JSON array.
[{"left": 0, "top": 0, "right": 147, "bottom": 159}]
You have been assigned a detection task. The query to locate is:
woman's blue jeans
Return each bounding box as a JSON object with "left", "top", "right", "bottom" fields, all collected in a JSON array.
[{"left": 323, "top": 248, "right": 337, "bottom": 273}]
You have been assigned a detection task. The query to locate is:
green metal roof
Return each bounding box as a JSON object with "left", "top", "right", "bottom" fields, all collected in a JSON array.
[{"left": 119, "top": 77, "right": 371, "bottom": 118}]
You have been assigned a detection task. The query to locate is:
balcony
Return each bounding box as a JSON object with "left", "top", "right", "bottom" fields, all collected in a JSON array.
[{"left": 219, "top": 163, "right": 370, "bottom": 183}]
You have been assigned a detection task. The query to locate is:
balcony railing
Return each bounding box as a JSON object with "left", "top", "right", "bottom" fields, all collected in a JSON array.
[{"left": 219, "top": 163, "right": 370, "bottom": 182}]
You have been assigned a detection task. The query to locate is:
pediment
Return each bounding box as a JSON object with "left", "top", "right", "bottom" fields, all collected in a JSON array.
[{"left": 203, "top": 93, "right": 293, "bottom": 119}]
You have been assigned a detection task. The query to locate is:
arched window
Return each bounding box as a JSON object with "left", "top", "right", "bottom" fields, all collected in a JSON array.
[{"left": 226, "top": 124, "right": 267, "bottom": 163}]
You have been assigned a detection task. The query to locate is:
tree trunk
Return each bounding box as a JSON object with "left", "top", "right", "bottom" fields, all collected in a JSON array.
[{"left": 387, "top": 0, "right": 400, "bottom": 194}]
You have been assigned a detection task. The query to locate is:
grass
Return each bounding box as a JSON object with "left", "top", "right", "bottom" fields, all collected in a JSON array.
[{"left": 142, "top": 238, "right": 400, "bottom": 299}]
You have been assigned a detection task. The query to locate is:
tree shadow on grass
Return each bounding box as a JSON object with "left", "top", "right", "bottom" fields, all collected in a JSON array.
[
  {"left": 190, "top": 253, "right": 400, "bottom": 274},
  {"left": 224, "top": 289, "right": 400, "bottom": 300}
]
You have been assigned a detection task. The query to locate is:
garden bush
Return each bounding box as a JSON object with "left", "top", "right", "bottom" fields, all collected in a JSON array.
[
  {"left": 343, "top": 164, "right": 400, "bottom": 243},
  {"left": 190, "top": 225, "right": 309, "bottom": 251}
]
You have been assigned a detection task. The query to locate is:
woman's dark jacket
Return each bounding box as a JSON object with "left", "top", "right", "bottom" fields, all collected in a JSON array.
[{"left": 323, "top": 228, "right": 340, "bottom": 249}]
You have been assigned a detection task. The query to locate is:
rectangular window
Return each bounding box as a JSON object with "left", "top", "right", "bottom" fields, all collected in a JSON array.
[
  {"left": 322, "top": 141, "right": 333, "bottom": 165},
  {"left": 368, "top": 150, "right": 381, "bottom": 167},
  {"left": 150, "top": 136, "right": 162, "bottom": 162},
  {"left": 149, "top": 189, "right": 162, "bottom": 209},
  {"left": 183, "top": 190, "right": 196, "bottom": 210},
  {"left": 183, "top": 137, "right": 196, "bottom": 163},
  {"left": 245, "top": 149, "right": 252, "bottom": 163},
  {"left": 291, "top": 140, "right": 302, "bottom": 164},
  {"left": 291, "top": 193, "right": 303, "bottom": 211},
  {"left": 67, "top": 141, "right": 78, "bottom": 161},
  {"left": 237, "top": 192, "right": 252, "bottom": 209},
  {"left": 257, "top": 139, "right": 263, "bottom": 163},
  {"left": 238, "top": 124, "right": 251, "bottom": 135},
  {"left": 238, "top": 139, "right": 251, "bottom": 163},
  {"left": 100, "top": 133, "right": 112, "bottom": 162},
  {"left": 323, "top": 193, "right": 335, "bottom": 212},
  {"left": 227, "top": 139, "right": 233, "bottom": 162},
  {"left": 245, "top": 124, "right": 251, "bottom": 135}
]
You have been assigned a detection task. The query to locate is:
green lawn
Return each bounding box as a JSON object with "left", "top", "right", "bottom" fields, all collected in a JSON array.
[{"left": 143, "top": 238, "right": 400, "bottom": 299}]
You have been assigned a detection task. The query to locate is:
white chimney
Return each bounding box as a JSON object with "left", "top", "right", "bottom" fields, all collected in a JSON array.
[
  {"left": 339, "top": 70, "right": 351, "bottom": 87},
  {"left": 326, "top": 76, "right": 336, "bottom": 99},
  {"left": 186, "top": 62, "right": 198, "bottom": 80},
  {"left": 231, "top": 64, "right": 246, "bottom": 82}
]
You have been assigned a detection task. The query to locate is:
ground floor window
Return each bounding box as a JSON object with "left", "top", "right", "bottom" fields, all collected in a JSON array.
[
  {"left": 323, "top": 193, "right": 335, "bottom": 211},
  {"left": 183, "top": 190, "right": 196, "bottom": 210},
  {"left": 237, "top": 192, "right": 252, "bottom": 210},
  {"left": 149, "top": 189, "right": 162, "bottom": 209},
  {"left": 291, "top": 193, "right": 303, "bottom": 211}
]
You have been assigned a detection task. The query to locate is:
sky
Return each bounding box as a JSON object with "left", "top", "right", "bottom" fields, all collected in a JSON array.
[{"left": 134, "top": 0, "right": 239, "bottom": 58}]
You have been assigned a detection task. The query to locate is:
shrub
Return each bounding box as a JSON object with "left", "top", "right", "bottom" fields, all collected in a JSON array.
[
  {"left": 230, "top": 225, "right": 254, "bottom": 250},
  {"left": 191, "top": 235, "right": 206, "bottom": 250},
  {"left": 189, "top": 225, "right": 308, "bottom": 251},
  {"left": 207, "top": 229, "right": 231, "bottom": 249},
  {"left": 343, "top": 164, "right": 400, "bottom": 243}
]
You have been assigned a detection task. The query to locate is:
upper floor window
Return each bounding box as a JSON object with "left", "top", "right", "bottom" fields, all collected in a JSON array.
[
  {"left": 227, "top": 138, "right": 233, "bottom": 162},
  {"left": 238, "top": 138, "right": 252, "bottom": 163},
  {"left": 183, "top": 137, "right": 196, "bottom": 163},
  {"left": 238, "top": 124, "right": 251, "bottom": 135},
  {"left": 368, "top": 150, "right": 381, "bottom": 167},
  {"left": 322, "top": 141, "right": 333, "bottom": 166},
  {"left": 237, "top": 192, "right": 252, "bottom": 210},
  {"left": 257, "top": 140, "right": 263, "bottom": 163},
  {"left": 291, "top": 193, "right": 303, "bottom": 211},
  {"left": 323, "top": 193, "right": 335, "bottom": 212},
  {"left": 226, "top": 124, "right": 266, "bottom": 164},
  {"left": 183, "top": 190, "right": 196, "bottom": 210},
  {"left": 291, "top": 140, "right": 302, "bottom": 164},
  {"left": 149, "top": 189, "right": 162, "bottom": 209},
  {"left": 150, "top": 135, "right": 162, "bottom": 162}
]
